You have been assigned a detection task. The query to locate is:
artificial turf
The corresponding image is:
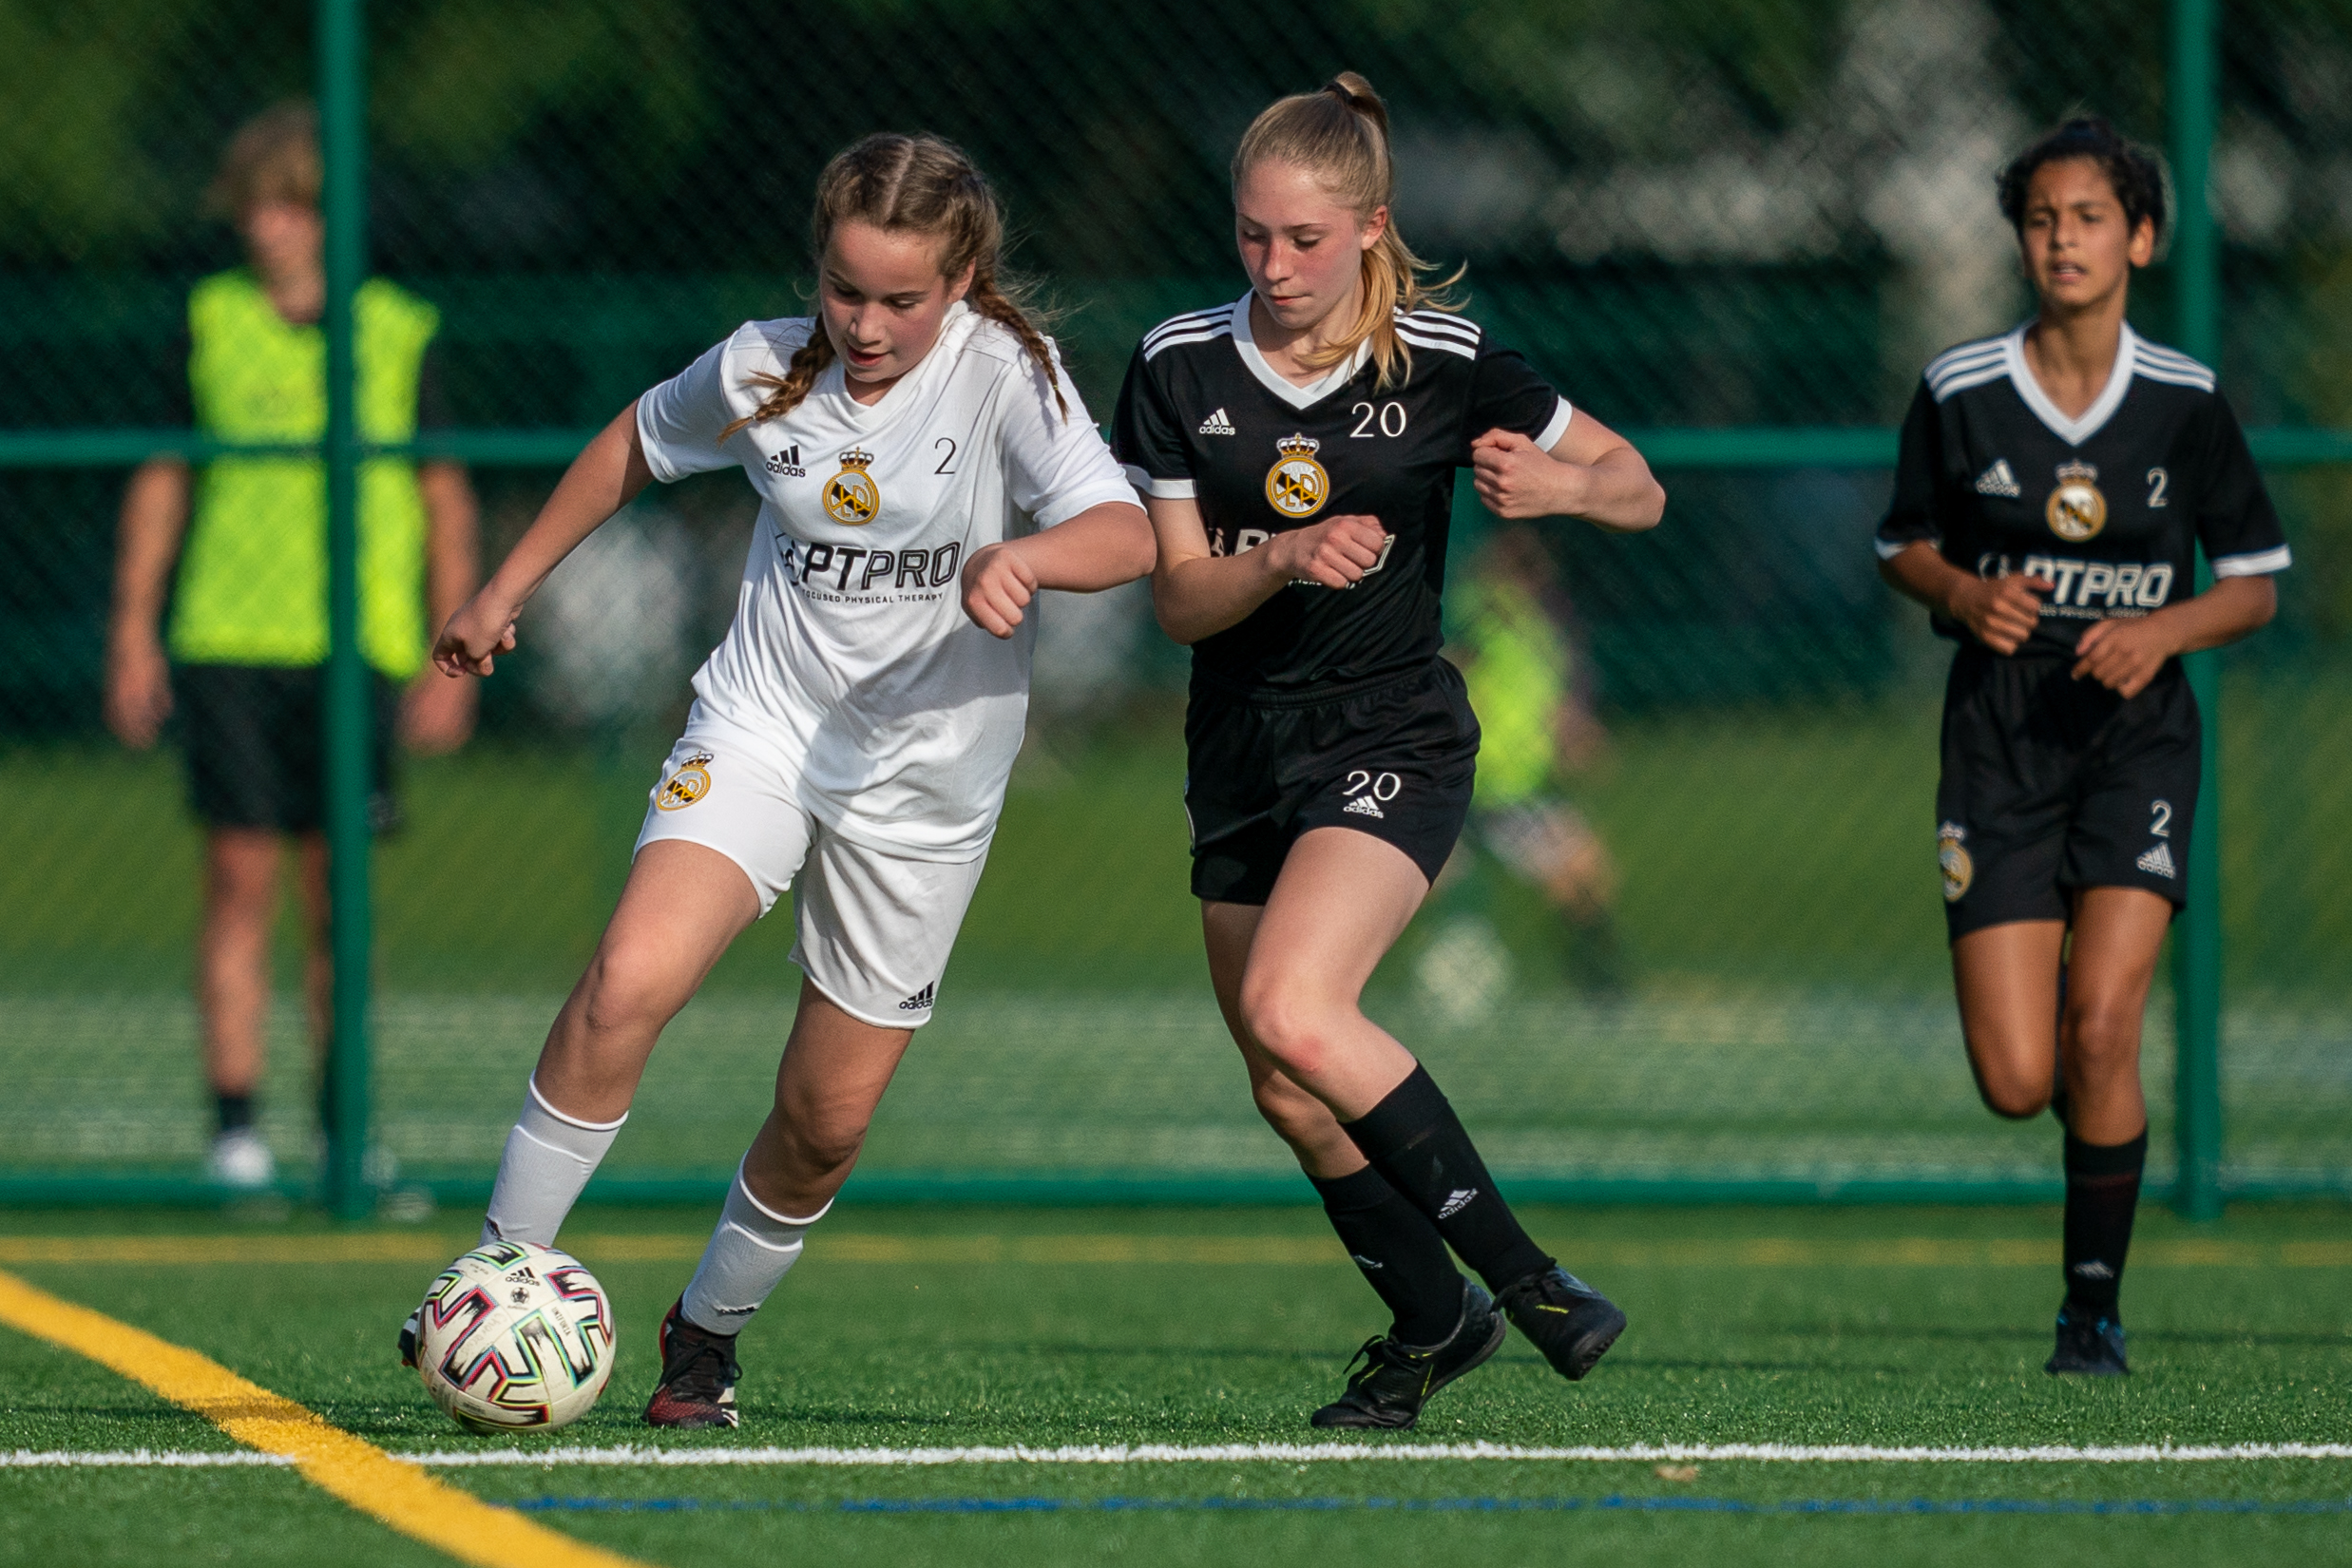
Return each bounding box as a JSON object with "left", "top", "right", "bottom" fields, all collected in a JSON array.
[{"left": 3, "top": 1200, "right": 2350, "bottom": 1567}]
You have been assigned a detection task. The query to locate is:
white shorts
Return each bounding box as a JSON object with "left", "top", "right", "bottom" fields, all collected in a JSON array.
[{"left": 634, "top": 722, "right": 987, "bottom": 1028}]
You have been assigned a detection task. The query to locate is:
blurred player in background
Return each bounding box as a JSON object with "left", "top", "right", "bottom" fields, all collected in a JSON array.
[
  {"left": 104, "top": 103, "right": 479, "bottom": 1191},
  {"left": 1876, "top": 118, "right": 2287, "bottom": 1376},
  {"left": 414, "top": 133, "right": 1152, "bottom": 1428},
  {"left": 1439, "top": 523, "right": 1626, "bottom": 997},
  {"left": 1117, "top": 74, "right": 1663, "bottom": 1430}
]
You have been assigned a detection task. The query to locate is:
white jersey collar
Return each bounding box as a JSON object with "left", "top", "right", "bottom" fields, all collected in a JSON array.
[
  {"left": 1231, "top": 292, "right": 1371, "bottom": 410},
  {"left": 2003, "top": 320, "right": 2138, "bottom": 447},
  {"left": 819, "top": 300, "right": 977, "bottom": 430}
]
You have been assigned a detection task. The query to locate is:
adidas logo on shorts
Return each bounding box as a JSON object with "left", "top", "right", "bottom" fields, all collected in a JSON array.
[
  {"left": 2136, "top": 842, "right": 2177, "bottom": 879},
  {"left": 1197, "top": 407, "right": 1235, "bottom": 435},
  {"left": 897, "top": 982, "right": 936, "bottom": 1012},
  {"left": 1974, "top": 459, "right": 2021, "bottom": 498},
  {"left": 1438, "top": 1188, "right": 1478, "bottom": 1219},
  {"left": 1343, "top": 794, "right": 1385, "bottom": 819}
]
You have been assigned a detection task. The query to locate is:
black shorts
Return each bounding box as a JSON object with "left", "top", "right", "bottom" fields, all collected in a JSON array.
[
  {"left": 1184, "top": 660, "right": 1479, "bottom": 906},
  {"left": 1935, "top": 647, "right": 2199, "bottom": 941},
  {"left": 175, "top": 663, "right": 400, "bottom": 834}
]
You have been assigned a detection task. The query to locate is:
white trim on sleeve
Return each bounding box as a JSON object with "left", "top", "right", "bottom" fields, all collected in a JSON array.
[
  {"left": 1875, "top": 534, "right": 1935, "bottom": 560},
  {"left": 1123, "top": 464, "right": 1196, "bottom": 500},
  {"left": 1033, "top": 479, "right": 1147, "bottom": 530},
  {"left": 2209, "top": 545, "right": 2292, "bottom": 578},
  {"left": 1536, "top": 397, "right": 1575, "bottom": 452},
  {"left": 634, "top": 393, "right": 688, "bottom": 484}
]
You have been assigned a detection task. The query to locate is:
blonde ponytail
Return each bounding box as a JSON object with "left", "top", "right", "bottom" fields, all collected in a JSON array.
[
  {"left": 1232, "top": 72, "right": 1461, "bottom": 391},
  {"left": 720, "top": 132, "right": 1063, "bottom": 442}
]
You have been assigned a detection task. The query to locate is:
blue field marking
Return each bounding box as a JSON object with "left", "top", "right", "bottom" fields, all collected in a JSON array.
[{"left": 508, "top": 1494, "right": 2352, "bottom": 1517}]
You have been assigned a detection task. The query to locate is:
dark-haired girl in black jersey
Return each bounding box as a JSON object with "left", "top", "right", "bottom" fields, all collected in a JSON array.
[
  {"left": 1114, "top": 74, "right": 1664, "bottom": 1429},
  {"left": 1876, "top": 118, "right": 2287, "bottom": 1375}
]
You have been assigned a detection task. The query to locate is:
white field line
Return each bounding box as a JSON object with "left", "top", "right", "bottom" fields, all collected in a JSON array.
[{"left": 11, "top": 1442, "right": 2352, "bottom": 1469}]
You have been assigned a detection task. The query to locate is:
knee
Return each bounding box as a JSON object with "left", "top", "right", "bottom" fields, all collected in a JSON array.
[
  {"left": 2064, "top": 1004, "right": 2144, "bottom": 1077},
  {"left": 777, "top": 1102, "right": 870, "bottom": 1176},
  {"left": 577, "top": 946, "right": 685, "bottom": 1037},
  {"left": 1237, "top": 979, "right": 1333, "bottom": 1080},
  {"left": 1977, "top": 1079, "right": 2050, "bottom": 1120},
  {"left": 1963, "top": 1038, "right": 2052, "bottom": 1120}
]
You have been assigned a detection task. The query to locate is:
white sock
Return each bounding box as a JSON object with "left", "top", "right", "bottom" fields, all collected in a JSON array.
[
  {"left": 677, "top": 1160, "right": 829, "bottom": 1335},
  {"left": 479, "top": 1078, "right": 626, "bottom": 1247}
]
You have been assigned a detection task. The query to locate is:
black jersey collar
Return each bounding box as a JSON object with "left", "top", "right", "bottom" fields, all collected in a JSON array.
[
  {"left": 1230, "top": 292, "right": 1373, "bottom": 411},
  {"left": 2002, "top": 321, "right": 2141, "bottom": 447}
]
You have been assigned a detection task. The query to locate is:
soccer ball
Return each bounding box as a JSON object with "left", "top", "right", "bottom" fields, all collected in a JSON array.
[{"left": 412, "top": 1239, "right": 614, "bottom": 1434}]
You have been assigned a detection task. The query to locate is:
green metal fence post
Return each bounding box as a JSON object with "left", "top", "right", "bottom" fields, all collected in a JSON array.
[
  {"left": 318, "top": 0, "right": 374, "bottom": 1219},
  {"left": 2169, "top": 0, "right": 2225, "bottom": 1219}
]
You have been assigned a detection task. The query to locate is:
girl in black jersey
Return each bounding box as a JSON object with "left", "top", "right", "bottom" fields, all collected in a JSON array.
[
  {"left": 1876, "top": 119, "right": 2287, "bottom": 1376},
  {"left": 1113, "top": 74, "right": 1664, "bottom": 1429}
]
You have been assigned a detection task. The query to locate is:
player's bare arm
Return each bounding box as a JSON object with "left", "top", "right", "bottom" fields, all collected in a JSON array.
[
  {"left": 432, "top": 403, "right": 654, "bottom": 678},
  {"left": 104, "top": 456, "right": 192, "bottom": 748},
  {"left": 1878, "top": 541, "right": 2053, "bottom": 655},
  {"left": 401, "top": 460, "right": 483, "bottom": 751},
  {"left": 960, "top": 499, "right": 1153, "bottom": 640},
  {"left": 1469, "top": 413, "right": 1663, "bottom": 531},
  {"left": 2071, "top": 572, "right": 2275, "bottom": 698},
  {"left": 1146, "top": 493, "right": 1388, "bottom": 645}
]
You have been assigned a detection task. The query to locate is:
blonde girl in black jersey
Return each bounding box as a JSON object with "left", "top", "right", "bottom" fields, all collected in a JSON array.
[{"left": 1116, "top": 75, "right": 1663, "bottom": 1428}]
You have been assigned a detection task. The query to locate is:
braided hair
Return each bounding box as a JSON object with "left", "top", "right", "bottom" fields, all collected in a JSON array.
[{"left": 721, "top": 133, "right": 1064, "bottom": 440}]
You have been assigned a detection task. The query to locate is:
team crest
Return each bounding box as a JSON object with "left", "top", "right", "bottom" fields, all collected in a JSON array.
[
  {"left": 1264, "top": 433, "right": 1329, "bottom": 520},
  {"left": 656, "top": 752, "right": 714, "bottom": 812},
  {"left": 823, "top": 448, "right": 880, "bottom": 526},
  {"left": 1937, "top": 821, "right": 1973, "bottom": 903},
  {"left": 2044, "top": 460, "right": 2106, "bottom": 543}
]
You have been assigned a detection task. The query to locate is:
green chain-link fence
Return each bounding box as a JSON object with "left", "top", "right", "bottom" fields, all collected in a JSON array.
[{"left": 3, "top": 0, "right": 2347, "bottom": 1214}]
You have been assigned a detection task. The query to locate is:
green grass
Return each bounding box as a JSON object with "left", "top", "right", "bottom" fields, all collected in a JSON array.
[{"left": 4, "top": 1203, "right": 2351, "bottom": 1566}]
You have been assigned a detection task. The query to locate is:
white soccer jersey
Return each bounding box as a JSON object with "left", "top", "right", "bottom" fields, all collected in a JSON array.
[{"left": 635, "top": 302, "right": 1138, "bottom": 859}]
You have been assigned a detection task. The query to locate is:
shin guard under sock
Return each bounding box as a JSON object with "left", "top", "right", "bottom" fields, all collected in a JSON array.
[
  {"left": 1310, "top": 1165, "right": 1465, "bottom": 1346},
  {"left": 1342, "top": 1065, "right": 1553, "bottom": 1293},
  {"left": 2061, "top": 1126, "right": 2147, "bottom": 1319},
  {"left": 480, "top": 1078, "right": 626, "bottom": 1247},
  {"left": 678, "top": 1161, "right": 828, "bottom": 1335}
]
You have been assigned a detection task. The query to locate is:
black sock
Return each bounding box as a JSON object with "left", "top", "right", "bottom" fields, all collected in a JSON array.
[
  {"left": 1310, "top": 1165, "right": 1465, "bottom": 1346},
  {"left": 1341, "top": 1065, "right": 1553, "bottom": 1293},
  {"left": 2061, "top": 1126, "right": 2147, "bottom": 1320},
  {"left": 215, "top": 1092, "right": 256, "bottom": 1135}
]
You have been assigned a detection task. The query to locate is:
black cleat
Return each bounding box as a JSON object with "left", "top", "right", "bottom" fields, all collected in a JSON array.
[
  {"left": 1497, "top": 1265, "right": 1626, "bottom": 1382},
  {"left": 398, "top": 1308, "right": 420, "bottom": 1369},
  {"left": 1310, "top": 1281, "right": 1506, "bottom": 1431},
  {"left": 2045, "top": 1305, "right": 2130, "bottom": 1376},
  {"left": 644, "top": 1298, "right": 742, "bottom": 1428}
]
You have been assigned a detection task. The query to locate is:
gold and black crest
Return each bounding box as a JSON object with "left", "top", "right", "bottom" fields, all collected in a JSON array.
[
  {"left": 1263, "top": 433, "right": 1329, "bottom": 520},
  {"left": 824, "top": 448, "right": 881, "bottom": 526},
  {"left": 2045, "top": 459, "right": 2106, "bottom": 543}
]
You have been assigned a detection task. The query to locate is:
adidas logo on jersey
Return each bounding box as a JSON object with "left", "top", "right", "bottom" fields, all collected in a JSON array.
[
  {"left": 2136, "top": 842, "right": 2177, "bottom": 879},
  {"left": 1975, "top": 459, "right": 2020, "bottom": 498},
  {"left": 1343, "top": 794, "right": 1385, "bottom": 819},
  {"left": 764, "top": 442, "right": 806, "bottom": 478},
  {"left": 1438, "top": 1188, "right": 1478, "bottom": 1219},
  {"left": 1197, "top": 408, "right": 1235, "bottom": 435},
  {"left": 897, "top": 982, "right": 936, "bottom": 1012}
]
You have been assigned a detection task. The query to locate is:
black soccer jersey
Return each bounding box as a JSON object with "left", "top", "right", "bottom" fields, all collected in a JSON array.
[
  {"left": 1876, "top": 324, "right": 2289, "bottom": 658},
  {"left": 1114, "top": 293, "right": 1572, "bottom": 694}
]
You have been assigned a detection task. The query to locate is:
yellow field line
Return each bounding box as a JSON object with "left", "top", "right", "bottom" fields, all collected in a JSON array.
[
  {"left": 1, "top": 1234, "right": 2345, "bottom": 1269},
  {"left": 0, "top": 1269, "right": 648, "bottom": 1568}
]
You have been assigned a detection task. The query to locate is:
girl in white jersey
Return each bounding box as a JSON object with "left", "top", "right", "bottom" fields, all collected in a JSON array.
[{"left": 405, "top": 134, "right": 1151, "bottom": 1427}]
